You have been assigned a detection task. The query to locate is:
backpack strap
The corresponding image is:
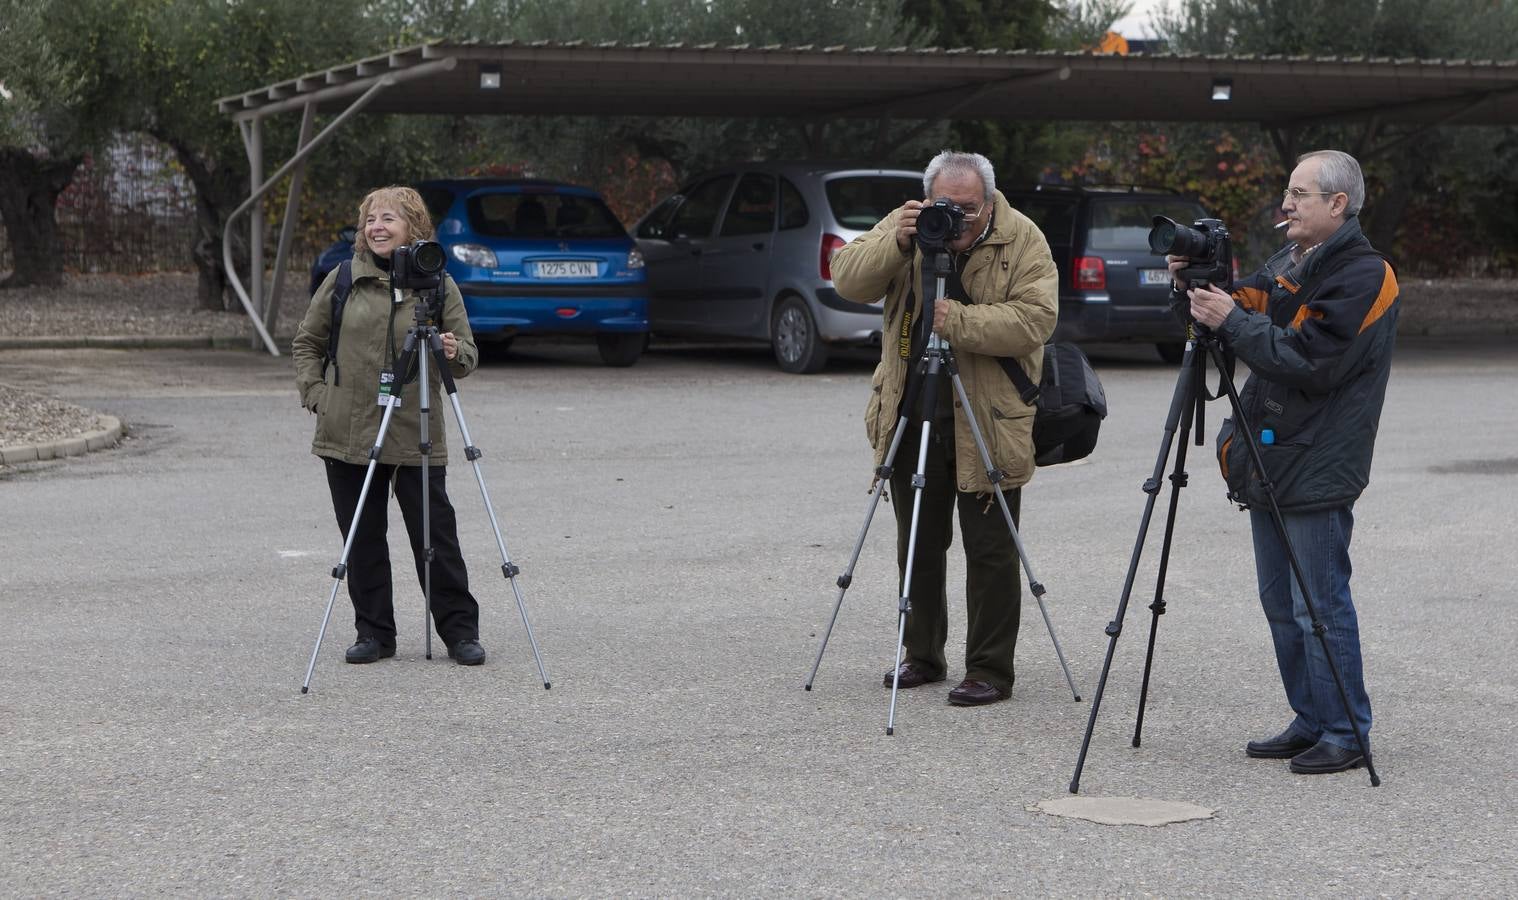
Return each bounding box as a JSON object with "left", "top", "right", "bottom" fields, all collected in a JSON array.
[
  {"left": 996, "top": 355, "right": 1041, "bottom": 406},
  {"left": 321, "top": 259, "right": 354, "bottom": 386}
]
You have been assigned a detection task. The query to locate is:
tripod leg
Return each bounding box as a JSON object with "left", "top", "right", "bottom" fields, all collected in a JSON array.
[
  {"left": 302, "top": 400, "right": 403, "bottom": 694},
  {"left": 945, "top": 366, "right": 1080, "bottom": 701},
  {"left": 886, "top": 415, "right": 938, "bottom": 736},
  {"left": 441, "top": 379, "right": 551, "bottom": 689},
  {"left": 1069, "top": 343, "right": 1198, "bottom": 791},
  {"left": 1199, "top": 341, "right": 1381, "bottom": 787},
  {"left": 806, "top": 415, "right": 911, "bottom": 691},
  {"left": 418, "top": 336, "right": 435, "bottom": 660},
  {"left": 1132, "top": 346, "right": 1203, "bottom": 747}
]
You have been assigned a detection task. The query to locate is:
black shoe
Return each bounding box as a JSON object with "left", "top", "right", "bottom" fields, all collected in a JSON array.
[
  {"left": 947, "top": 679, "right": 1010, "bottom": 706},
  {"left": 345, "top": 636, "right": 396, "bottom": 664},
  {"left": 447, "top": 639, "right": 486, "bottom": 666},
  {"left": 1245, "top": 728, "right": 1317, "bottom": 759},
  {"left": 882, "top": 662, "right": 945, "bottom": 689},
  {"left": 1289, "top": 740, "right": 1366, "bottom": 774}
]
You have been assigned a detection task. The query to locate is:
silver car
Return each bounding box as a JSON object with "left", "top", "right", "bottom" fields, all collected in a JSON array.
[{"left": 633, "top": 163, "right": 923, "bottom": 373}]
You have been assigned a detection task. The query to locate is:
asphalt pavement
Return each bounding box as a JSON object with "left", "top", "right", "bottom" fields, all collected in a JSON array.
[{"left": 1, "top": 337, "right": 1514, "bottom": 896}]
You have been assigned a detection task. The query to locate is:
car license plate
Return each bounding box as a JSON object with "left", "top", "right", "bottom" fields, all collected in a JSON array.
[
  {"left": 535, "top": 260, "right": 597, "bottom": 278},
  {"left": 1139, "top": 268, "right": 1171, "bottom": 286}
]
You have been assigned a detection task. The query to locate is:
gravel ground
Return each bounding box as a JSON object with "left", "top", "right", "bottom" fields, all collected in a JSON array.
[
  {"left": 1, "top": 270, "right": 1514, "bottom": 453},
  {"left": 0, "top": 387, "right": 101, "bottom": 447}
]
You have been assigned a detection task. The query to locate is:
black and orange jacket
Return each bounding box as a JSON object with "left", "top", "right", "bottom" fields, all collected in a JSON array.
[{"left": 1214, "top": 216, "right": 1399, "bottom": 511}]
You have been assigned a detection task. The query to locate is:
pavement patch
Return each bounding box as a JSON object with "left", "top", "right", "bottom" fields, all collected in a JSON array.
[{"left": 1030, "top": 796, "right": 1216, "bottom": 827}]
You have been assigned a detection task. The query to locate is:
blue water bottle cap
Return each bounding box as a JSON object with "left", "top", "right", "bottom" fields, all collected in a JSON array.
[{"left": 1261, "top": 428, "right": 1275, "bottom": 445}]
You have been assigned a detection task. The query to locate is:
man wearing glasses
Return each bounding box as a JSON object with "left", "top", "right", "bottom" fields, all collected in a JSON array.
[
  {"left": 831, "top": 150, "right": 1058, "bottom": 706},
  {"left": 1179, "top": 149, "right": 1399, "bottom": 774}
]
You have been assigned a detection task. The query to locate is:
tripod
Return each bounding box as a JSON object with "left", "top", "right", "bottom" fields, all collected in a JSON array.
[
  {"left": 805, "top": 249, "right": 1081, "bottom": 735},
  {"left": 1068, "top": 316, "right": 1379, "bottom": 790},
  {"left": 301, "top": 285, "right": 550, "bottom": 694}
]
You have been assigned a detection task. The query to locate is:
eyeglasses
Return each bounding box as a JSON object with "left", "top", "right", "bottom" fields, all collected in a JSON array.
[
  {"left": 961, "top": 203, "right": 986, "bottom": 220},
  {"left": 1282, "top": 188, "right": 1340, "bottom": 202}
]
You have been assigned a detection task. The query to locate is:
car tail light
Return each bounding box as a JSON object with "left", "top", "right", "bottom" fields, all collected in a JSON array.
[
  {"left": 451, "top": 243, "right": 497, "bottom": 268},
  {"left": 820, "top": 233, "right": 847, "bottom": 280},
  {"left": 626, "top": 247, "right": 645, "bottom": 269},
  {"left": 1073, "top": 256, "right": 1105, "bottom": 290}
]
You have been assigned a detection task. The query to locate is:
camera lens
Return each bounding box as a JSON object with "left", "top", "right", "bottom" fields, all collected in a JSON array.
[
  {"left": 1148, "top": 216, "right": 1211, "bottom": 258},
  {"left": 917, "top": 207, "right": 951, "bottom": 245},
  {"left": 413, "top": 240, "right": 446, "bottom": 275}
]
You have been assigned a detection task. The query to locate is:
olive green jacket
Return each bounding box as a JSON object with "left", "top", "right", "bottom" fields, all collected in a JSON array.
[
  {"left": 830, "top": 191, "right": 1059, "bottom": 493},
  {"left": 292, "top": 252, "right": 478, "bottom": 465}
]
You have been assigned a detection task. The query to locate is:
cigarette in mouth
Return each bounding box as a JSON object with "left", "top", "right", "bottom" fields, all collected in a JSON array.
[{"left": 1274, "top": 220, "right": 1291, "bottom": 230}]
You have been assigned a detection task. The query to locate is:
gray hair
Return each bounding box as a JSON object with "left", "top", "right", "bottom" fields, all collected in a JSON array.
[
  {"left": 1298, "top": 149, "right": 1365, "bottom": 216},
  {"left": 924, "top": 150, "right": 996, "bottom": 202}
]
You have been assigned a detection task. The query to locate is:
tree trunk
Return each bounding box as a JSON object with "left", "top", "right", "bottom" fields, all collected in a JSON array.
[
  {"left": 157, "top": 134, "right": 248, "bottom": 312},
  {"left": 0, "top": 148, "right": 82, "bottom": 289}
]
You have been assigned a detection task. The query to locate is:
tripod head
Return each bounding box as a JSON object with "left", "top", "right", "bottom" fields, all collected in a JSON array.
[{"left": 410, "top": 284, "right": 447, "bottom": 330}]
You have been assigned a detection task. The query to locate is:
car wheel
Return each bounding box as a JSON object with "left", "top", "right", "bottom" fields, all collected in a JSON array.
[
  {"left": 771, "top": 295, "right": 828, "bottom": 374},
  {"left": 1156, "top": 341, "right": 1185, "bottom": 365},
  {"left": 596, "top": 332, "right": 645, "bottom": 367}
]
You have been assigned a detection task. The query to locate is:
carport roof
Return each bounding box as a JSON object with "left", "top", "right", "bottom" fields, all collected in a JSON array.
[{"left": 216, "top": 39, "right": 1518, "bottom": 127}]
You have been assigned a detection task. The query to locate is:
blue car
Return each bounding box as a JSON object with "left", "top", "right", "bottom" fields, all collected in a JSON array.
[{"left": 309, "top": 179, "right": 649, "bottom": 366}]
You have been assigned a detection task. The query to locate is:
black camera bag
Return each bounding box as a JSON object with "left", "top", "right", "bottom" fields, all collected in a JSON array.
[{"left": 996, "top": 344, "right": 1107, "bottom": 466}]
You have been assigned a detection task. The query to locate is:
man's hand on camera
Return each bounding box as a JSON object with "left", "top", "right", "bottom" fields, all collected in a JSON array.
[
  {"left": 1166, "top": 254, "right": 1188, "bottom": 290},
  {"left": 1188, "top": 284, "right": 1235, "bottom": 328},
  {"left": 895, "top": 200, "right": 924, "bottom": 253},
  {"left": 933, "top": 298, "right": 950, "bottom": 331},
  {"left": 441, "top": 331, "right": 458, "bottom": 360}
]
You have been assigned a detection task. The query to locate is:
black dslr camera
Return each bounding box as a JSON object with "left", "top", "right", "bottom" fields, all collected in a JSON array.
[
  {"left": 1148, "top": 217, "right": 1233, "bottom": 291},
  {"left": 391, "top": 240, "right": 447, "bottom": 291},
  {"left": 915, "top": 198, "right": 968, "bottom": 253}
]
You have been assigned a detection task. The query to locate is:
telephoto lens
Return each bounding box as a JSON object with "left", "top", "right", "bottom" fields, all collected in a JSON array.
[{"left": 1148, "top": 216, "right": 1212, "bottom": 258}]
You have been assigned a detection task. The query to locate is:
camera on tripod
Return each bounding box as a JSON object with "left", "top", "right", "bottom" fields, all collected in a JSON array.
[
  {"left": 392, "top": 240, "right": 447, "bottom": 291},
  {"left": 915, "top": 198, "right": 968, "bottom": 252},
  {"left": 1148, "top": 216, "right": 1233, "bottom": 291}
]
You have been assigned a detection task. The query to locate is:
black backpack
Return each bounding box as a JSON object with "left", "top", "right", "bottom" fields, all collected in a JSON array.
[
  {"left": 318, "top": 259, "right": 354, "bottom": 385},
  {"left": 997, "top": 343, "right": 1107, "bottom": 466}
]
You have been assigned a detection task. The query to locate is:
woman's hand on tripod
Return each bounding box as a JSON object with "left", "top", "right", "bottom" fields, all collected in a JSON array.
[
  {"left": 440, "top": 332, "right": 458, "bottom": 360},
  {"left": 1187, "top": 284, "right": 1235, "bottom": 329}
]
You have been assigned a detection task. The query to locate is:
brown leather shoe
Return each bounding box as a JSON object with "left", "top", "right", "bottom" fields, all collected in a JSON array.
[
  {"left": 882, "top": 661, "right": 945, "bottom": 689},
  {"left": 947, "top": 679, "right": 1009, "bottom": 706}
]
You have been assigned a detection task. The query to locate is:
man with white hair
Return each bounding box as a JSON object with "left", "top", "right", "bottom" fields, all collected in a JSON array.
[
  {"left": 830, "top": 150, "right": 1058, "bottom": 706},
  {"left": 1181, "top": 149, "right": 1398, "bottom": 774}
]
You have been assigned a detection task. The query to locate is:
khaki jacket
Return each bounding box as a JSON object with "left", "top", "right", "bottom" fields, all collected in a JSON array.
[
  {"left": 830, "top": 190, "right": 1058, "bottom": 493},
  {"left": 292, "top": 253, "right": 478, "bottom": 465}
]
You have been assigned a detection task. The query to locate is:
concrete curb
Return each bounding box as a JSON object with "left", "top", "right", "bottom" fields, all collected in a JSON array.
[
  {"left": 0, "top": 335, "right": 296, "bottom": 351},
  {"left": 0, "top": 415, "right": 127, "bottom": 466}
]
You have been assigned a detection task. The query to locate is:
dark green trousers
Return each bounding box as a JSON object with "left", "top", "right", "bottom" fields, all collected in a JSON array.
[{"left": 889, "top": 418, "right": 1022, "bottom": 695}]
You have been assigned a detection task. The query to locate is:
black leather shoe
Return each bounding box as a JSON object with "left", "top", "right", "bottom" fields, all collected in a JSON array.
[
  {"left": 882, "top": 662, "right": 945, "bottom": 689},
  {"left": 1289, "top": 740, "right": 1366, "bottom": 774},
  {"left": 448, "top": 639, "right": 486, "bottom": 666},
  {"left": 947, "top": 679, "right": 1009, "bottom": 706},
  {"left": 1245, "top": 728, "right": 1317, "bottom": 759},
  {"left": 345, "top": 636, "right": 396, "bottom": 664}
]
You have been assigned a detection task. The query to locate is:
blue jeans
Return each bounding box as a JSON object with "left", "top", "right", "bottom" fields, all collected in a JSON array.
[{"left": 1250, "top": 506, "right": 1372, "bottom": 751}]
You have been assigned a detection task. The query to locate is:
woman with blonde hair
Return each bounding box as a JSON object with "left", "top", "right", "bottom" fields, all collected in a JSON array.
[{"left": 293, "top": 186, "right": 486, "bottom": 666}]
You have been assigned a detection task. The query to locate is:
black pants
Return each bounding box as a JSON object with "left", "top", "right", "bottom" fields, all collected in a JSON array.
[
  {"left": 324, "top": 458, "right": 480, "bottom": 647},
  {"left": 889, "top": 419, "right": 1022, "bottom": 695}
]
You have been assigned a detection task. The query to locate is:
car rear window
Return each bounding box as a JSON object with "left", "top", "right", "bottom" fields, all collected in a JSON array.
[
  {"left": 1017, "top": 198, "right": 1078, "bottom": 246},
  {"left": 465, "top": 191, "right": 626, "bottom": 239},
  {"left": 1087, "top": 199, "right": 1208, "bottom": 251},
  {"left": 825, "top": 176, "right": 921, "bottom": 230}
]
